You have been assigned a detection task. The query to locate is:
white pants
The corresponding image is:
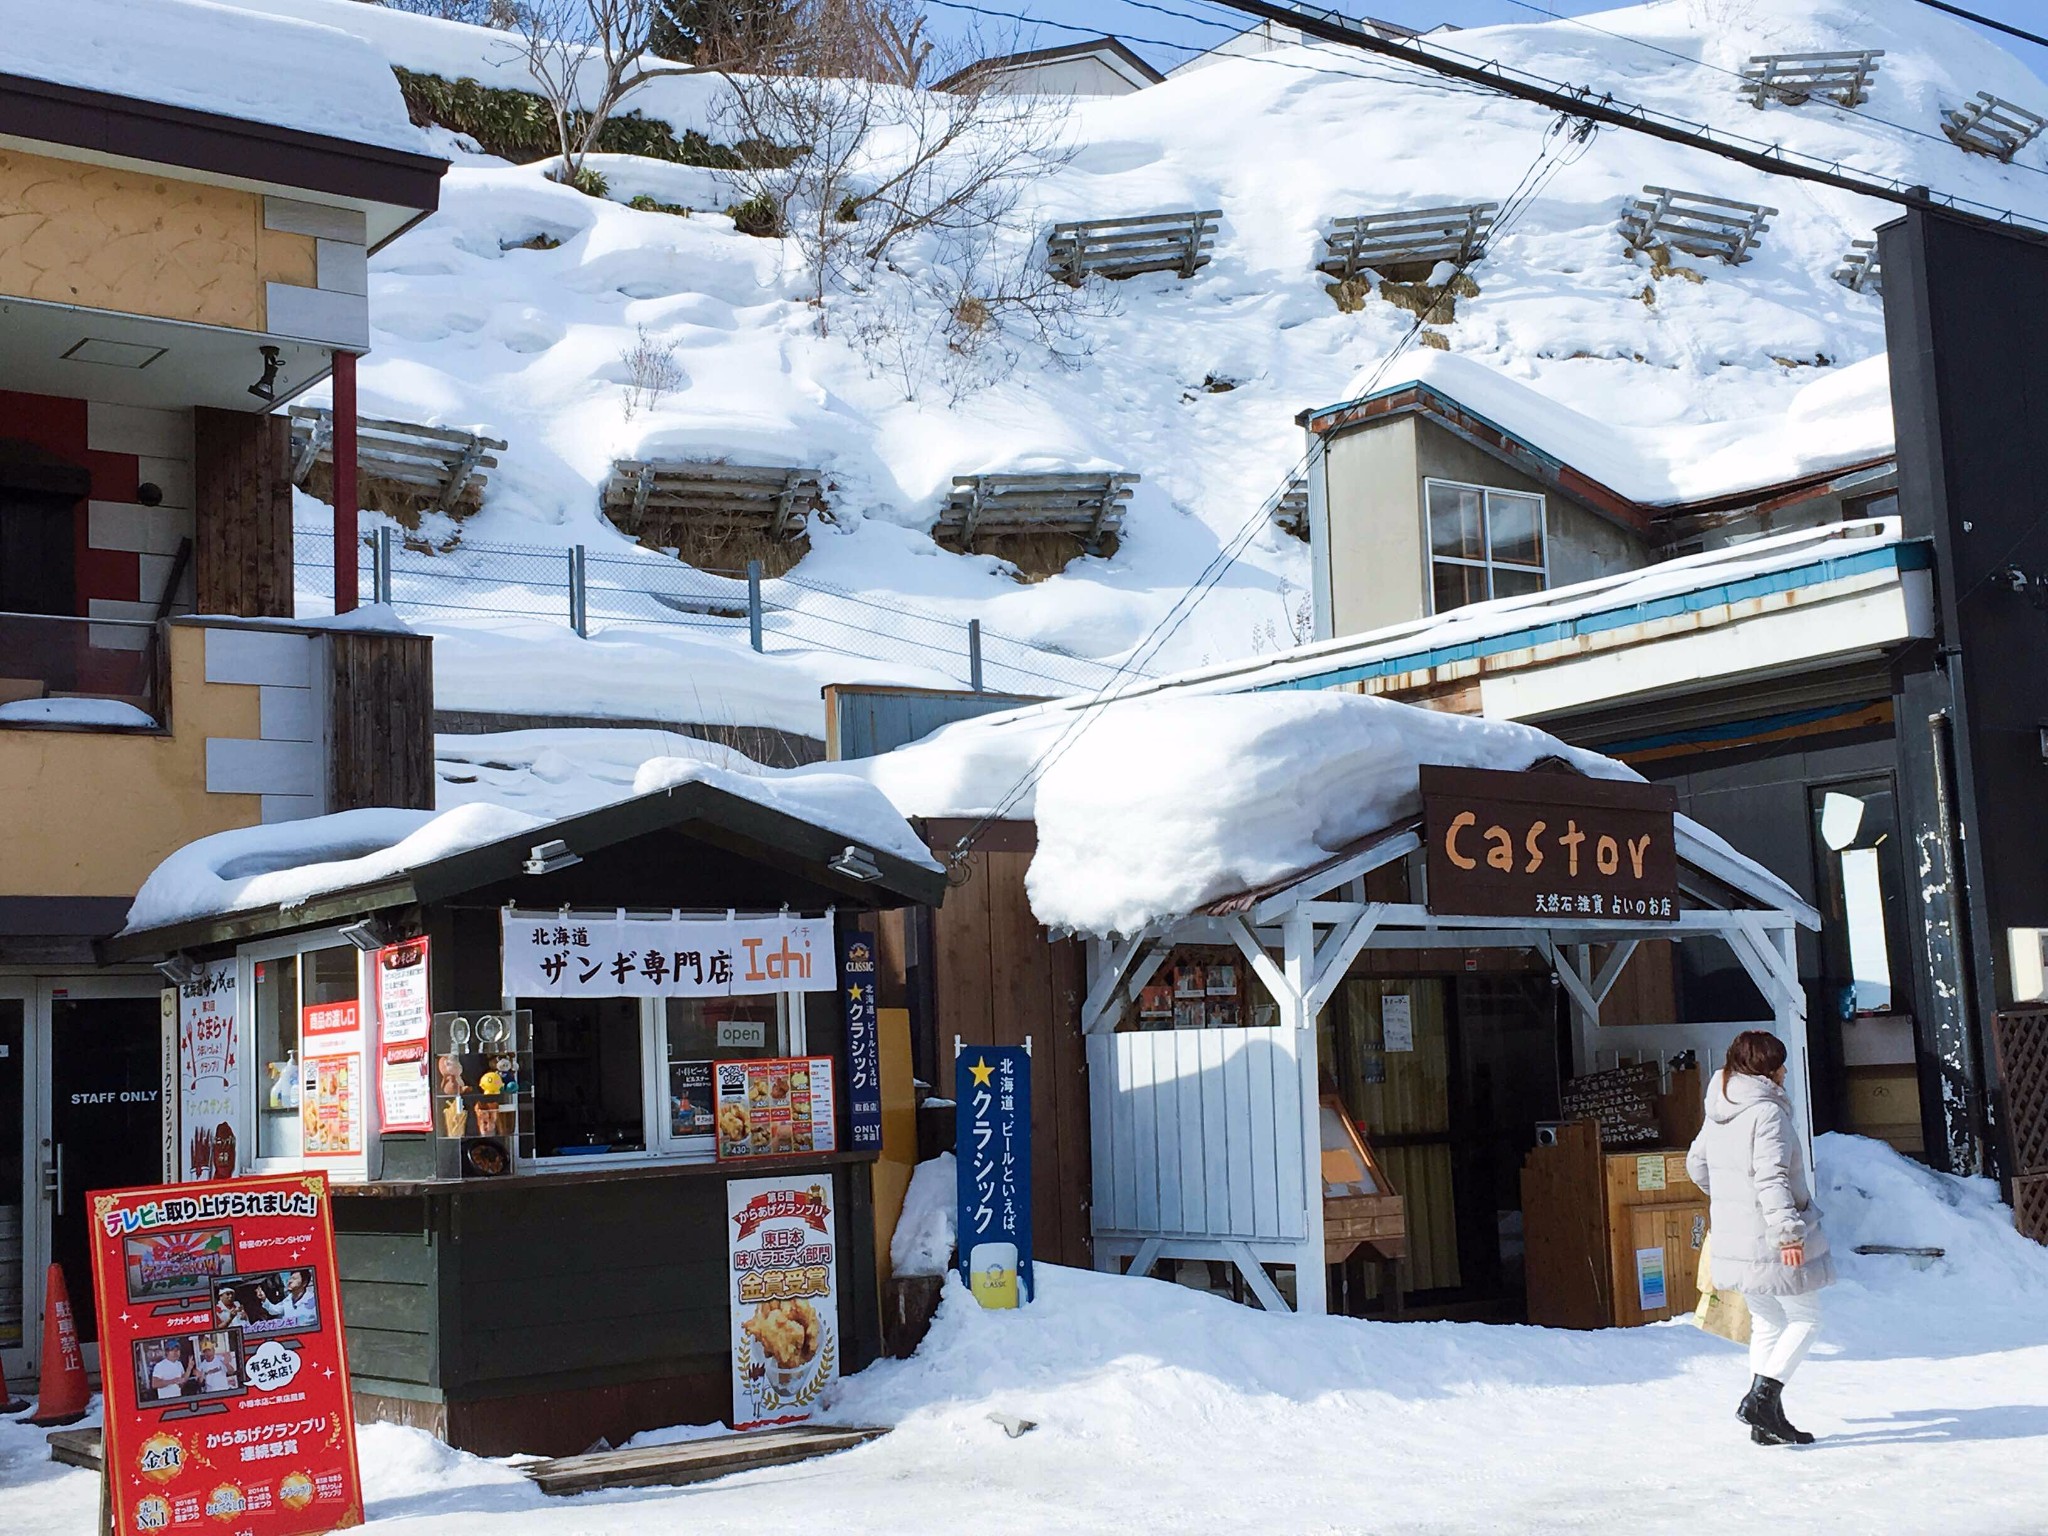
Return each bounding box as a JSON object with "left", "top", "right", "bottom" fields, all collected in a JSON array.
[{"left": 1744, "top": 1291, "right": 1823, "bottom": 1382}]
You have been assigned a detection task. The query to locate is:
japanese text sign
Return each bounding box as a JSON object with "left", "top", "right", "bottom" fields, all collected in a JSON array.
[
  {"left": 374, "top": 939, "right": 432, "bottom": 1134},
  {"left": 728, "top": 1175, "right": 839, "bottom": 1430},
  {"left": 177, "top": 962, "right": 240, "bottom": 1183},
  {"left": 87, "top": 1172, "right": 362, "bottom": 1536},
  {"left": 955, "top": 1047, "right": 1033, "bottom": 1308},
  {"left": 501, "top": 912, "right": 836, "bottom": 998},
  {"left": 714, "top": 1058, "right": 836, "bottom": 1160},
  {"left": 1420, "top": 764, "right": 1679, "bottom": 922},
  {"left": 838, "top": 933, "right": 883, "bottom": 1152}
]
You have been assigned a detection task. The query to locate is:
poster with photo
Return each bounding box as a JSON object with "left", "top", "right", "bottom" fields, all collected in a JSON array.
[
  {"left": 300, "top": 1056, "right": 361, "bottom": 1158},
  {"left": 727, "top": 1174, "right": 839, "bottom": 1430},
  {"left": 176, "top": 962, "right": 240, "bottom": 1183},
  {"left": 87, "top": 1172, "right": 362, "bottom": 1536},
  {"left": 669, "top": 1060, "right": 715, "bottom": 1136},
  {"left": 713, "top": 1057, "right": 836, "bottom": 1161},
  {"left": 374, "top": 939, "right": 432, "bottom": 1132}
]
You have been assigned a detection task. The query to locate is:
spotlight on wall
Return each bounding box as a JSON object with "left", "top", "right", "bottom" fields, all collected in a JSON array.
[
  {"left": 338, "top": 915, "right": 403, "bottom": 952},
  {"left": 154, "top": 954, "right": 199, "bottom": 986},
  {"left": 247, "top": 345, "right": 283, "bottom": 402},
  {"left": 137, "top": 482, "right": 164, "bottom": 508},
  {"left": 522, "top": 839, "right": 582, "bottom": 876},
  {"left": 828, "top": 844, "right": 883, "bottom": 883}
]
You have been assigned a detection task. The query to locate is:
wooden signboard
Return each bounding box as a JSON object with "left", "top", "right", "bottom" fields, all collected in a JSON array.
[
  {"left": 1420, "top": 765, "right": 1679, "bottom": 921},
  {"left": 1560, "top": 1061, "right": 1664, "bottom": 1148}
]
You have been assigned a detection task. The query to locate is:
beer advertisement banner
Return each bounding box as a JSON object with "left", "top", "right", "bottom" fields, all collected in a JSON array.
[
  {"left": 955, "top": 1047, "right": 1034, "bottom": 1308},
  {"left": 838, "top": 932, "right": 883, "bottom": 1152},
  {"left": 727, "top": 1174, "right": 839, "bottom": 1431},
  {"left": 87, "top": 1172, "right": 363, "bottom": 1536}
]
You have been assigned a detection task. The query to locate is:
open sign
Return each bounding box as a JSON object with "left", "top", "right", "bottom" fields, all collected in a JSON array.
[{"left": 1420, "top": 765, "right": 1679, "bottom": 921}]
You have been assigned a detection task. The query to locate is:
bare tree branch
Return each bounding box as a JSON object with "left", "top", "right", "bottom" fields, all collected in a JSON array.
[{"left": 511, "top": 0, "right": 718, "bottom": 178}]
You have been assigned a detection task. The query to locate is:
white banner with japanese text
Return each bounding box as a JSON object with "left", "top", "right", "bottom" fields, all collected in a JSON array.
[{"left": 501, "top": 911, "right": 836, "bottom": 998}]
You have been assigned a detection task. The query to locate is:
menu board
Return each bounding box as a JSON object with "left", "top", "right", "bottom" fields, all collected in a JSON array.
[
  {"left": 86, "top": 1173, "right": 362, "bottom": 1536},
  {"left": 714, "top": 1057, "right": 836, "bottom": 1160},
  {"left": 1560, "top": 1061, "right": 1664, "bottom": 1148}
]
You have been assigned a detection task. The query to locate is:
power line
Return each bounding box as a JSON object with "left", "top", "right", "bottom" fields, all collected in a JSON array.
[
  {"left": 1908, "top": 0, "right": 2048, "bottom": 50},
  {"left": 1189, "top": 0, "right": 2048, "bottom": 239}
]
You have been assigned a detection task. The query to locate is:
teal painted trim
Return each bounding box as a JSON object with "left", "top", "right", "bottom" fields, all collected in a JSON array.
[
  {"left": 1600, "top": 699, "right": 1886, "bottom": 756},
  {"left": 1256, "top": 541, "right": 1928, "bottom": 695}
]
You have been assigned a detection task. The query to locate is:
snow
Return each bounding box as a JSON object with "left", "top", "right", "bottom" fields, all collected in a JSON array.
[
  {"left": 0, "top": 697, "right": 155, "bottom": 727},
  {"left": 242, "top": 0, "right": 2048, "bottom": 735},
  {"left": 630, "top": 757, "right": 944, "bottom": 872},
  {"left": 1019, "top": 691, "right": 1634, "bottom": 934},
  {"left": 0, "top": 0, "right": 429, "bottom": 154},
  {"left": 890, "top": 1152, "right": 957, "bottom": 1278},
  {"left": 9, "top": 1134, "right": 2048, "bottom": 1534},
  {"left": 122, "top": 804, "right": 543, "bottom": 934}
]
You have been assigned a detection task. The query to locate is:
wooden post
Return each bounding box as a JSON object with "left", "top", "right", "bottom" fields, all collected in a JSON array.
[
  {"left": 1285, "top": 909, "right": 1328, "bottom": 1317},
  {"left": 332, "top": 350, "right": 360, "bottom": 614}
]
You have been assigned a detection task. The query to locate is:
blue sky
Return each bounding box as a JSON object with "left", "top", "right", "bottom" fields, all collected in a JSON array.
[{"left": 923, "top": 0, "right": 2048, "bottom": 82}]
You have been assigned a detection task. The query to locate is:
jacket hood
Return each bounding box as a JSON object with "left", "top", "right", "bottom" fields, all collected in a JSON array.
[{"left": 1705, "top": 1067, "right": 1787, "bottom": 1124}]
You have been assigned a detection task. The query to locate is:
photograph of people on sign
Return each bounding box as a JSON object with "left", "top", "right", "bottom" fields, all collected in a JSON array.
[
  {"left": 714, "top": 1056, "right": 837, "bottom": 1160},
  {"left": 87, "top": 1172, "right": 363, "bottom": 1536}
]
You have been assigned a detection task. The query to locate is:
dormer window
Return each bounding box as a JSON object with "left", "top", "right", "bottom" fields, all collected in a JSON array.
[{"left": 1426, "top": 480, "right": 1547, "bottom": 613}]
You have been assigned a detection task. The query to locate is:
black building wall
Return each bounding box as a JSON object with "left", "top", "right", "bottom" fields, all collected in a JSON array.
[{"left": 1880, "top": 209, "right": 2048, "bottom": 1179}]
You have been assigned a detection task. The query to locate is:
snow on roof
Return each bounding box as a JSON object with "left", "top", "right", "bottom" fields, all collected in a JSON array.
[
  {"left": 630, "top": 758, "right": 942, "bottom": 873},
  {"left": 3, "top": 0, "right": 432, "bottom": 156},
  {"left": 1316, "top": 350, "right": 1896, "bottom": 507}
]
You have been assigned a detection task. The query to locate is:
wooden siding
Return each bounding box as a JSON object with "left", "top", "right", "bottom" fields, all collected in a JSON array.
[
  {"left": 928, "top": 834, "right": 1092, "bottom": 1268},
  {"left": 334, "top": 1198, "right": 438, "bottom": 1392},
  {"left": 192, "top": 407, "right": 293, "bottom": 617},
  {"left": 328, "top": 628, "right": 434, "bottom": 811}
]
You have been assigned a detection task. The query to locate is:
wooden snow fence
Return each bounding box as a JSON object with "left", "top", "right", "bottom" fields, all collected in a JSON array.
[
  {"left": 1271, "top": 477, "right": 1309, "bottom": 540},
  {"left": 1317, "top": 203, "right": 1500, "bottom": 283},
  {"left": 289, "top": 407, "right": 505, "bottom": 518},
  {"left": 1620, "top": 187, "right": 1777, "bottom": 266},
  {"left": 1941, "top": 92, "right": 2048, "bottom": 162},
  {"left": 601, "top": 460, "right": 824, "bottom": 570},
  {"left": 936, "top": 471, "right": 1137, "bottom": 561},
  {"left": 1047, "top": 210, "right": 1220, "bottom": 283},
  {"left": 1737, "top": 50, "right": 1883, "bottom": 110},
  {"left": 1834, "top": 239, "right": 1881, "bottom": 296}
]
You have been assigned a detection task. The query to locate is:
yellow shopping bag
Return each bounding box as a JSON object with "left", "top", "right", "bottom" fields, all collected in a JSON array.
[{"left": 1693, "top": 1233, "right": 1751, "bottom": 1346}]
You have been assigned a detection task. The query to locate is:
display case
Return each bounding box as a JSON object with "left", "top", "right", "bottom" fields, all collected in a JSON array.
[{"left": 431, "top": 1009, "right": 534, "bottom": 1178}]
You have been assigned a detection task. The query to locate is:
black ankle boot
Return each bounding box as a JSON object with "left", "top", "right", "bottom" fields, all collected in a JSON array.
[
  {"left": 1750, "top": 1376, "right": 1815, "bottom": 1445},
  {"left": 1736, "top": 1374, "right": 1771, "bottom": 1429}
]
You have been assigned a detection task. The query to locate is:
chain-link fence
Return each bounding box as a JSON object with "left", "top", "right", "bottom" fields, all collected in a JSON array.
[{"left": 294, "top": 524, "right": 1140, "bottom": 697}]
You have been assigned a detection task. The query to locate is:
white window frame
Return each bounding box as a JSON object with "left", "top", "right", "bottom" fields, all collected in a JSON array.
[
  {"left": 237, "top": 926, "right": 370, "bottom": 1177},
  {"left": 1422, "top": 477, "right": 1549, "bottom": 613}
]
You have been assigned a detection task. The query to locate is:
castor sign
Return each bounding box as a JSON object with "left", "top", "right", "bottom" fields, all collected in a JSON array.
[{"left": 1420, "top": 765, "right": 1679, "bottom": 921}]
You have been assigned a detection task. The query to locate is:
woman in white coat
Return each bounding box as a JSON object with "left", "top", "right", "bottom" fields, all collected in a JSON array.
[{"left": 1686, "top": 1030, "right": 1834, "bottom": 1446}]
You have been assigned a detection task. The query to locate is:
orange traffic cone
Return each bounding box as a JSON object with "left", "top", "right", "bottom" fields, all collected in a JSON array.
[
  {"left": 27, "top": 1264, "right": 89, "bottom": 1426},
  {"left": 0, "top": 1344, "right": 26, "bottom": 1415}
]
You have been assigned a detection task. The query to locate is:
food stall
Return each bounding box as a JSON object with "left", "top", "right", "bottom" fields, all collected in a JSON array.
[{"left": 105, "top": 773, "right": 946, "bottom": 1454}]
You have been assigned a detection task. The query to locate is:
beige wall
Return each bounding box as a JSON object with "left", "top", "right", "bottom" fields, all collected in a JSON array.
[
  {"left": 0, "top": 624, "right": 263, "bottom": 900},
  {"left": 1323, "top": 415, "right": 1427, "bottom": 635},
  {"left": 0, "top": 147, "right": 316, "bottom": 332}
]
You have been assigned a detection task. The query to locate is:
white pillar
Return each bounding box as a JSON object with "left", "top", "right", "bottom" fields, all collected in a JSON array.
[
  {"left": 1773, "top": 923, "right": 1815, "bottom": 1165},
  {"left": 1285, "top": 909, "right": 1328, "bottom": 1317}
]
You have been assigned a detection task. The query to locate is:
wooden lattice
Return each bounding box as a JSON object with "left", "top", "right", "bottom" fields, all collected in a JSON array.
[
  {"left": 290, "top": 407, "right": 506, "bottom": 513},
  {"left": 2015, "top": 1173, "right": 2048, "bottom": 1247},
  {"left": 601, "top": 461, "right": 824, "bottom": 542},
  {"left": 1621, "top": 186, "right": 1778, "bottom": 266},
  {"left": 1317, "top": 203, "right": 1500, "bottom": 283},
  {"left": 1942, "top": 92, "right": 2048, "bottom": 162},
  {"left": 1271, "top": 476, "right": 1309, "bottom": 540},
  {"left": 1833, "top": 238, "right": 1881, "bottom": 296},
  {"left": 936, "top": 471, "right": 1137, "bottom": 552},
  {"left": 1738, "top": 50, "right": 1884, "bottom": 110},
  {"left": 1993, "top": 1007, "right": 2048, "bottom": 1176},
  {"left": 1047, "top": 210, "right": 1220, "bottom": 283}
]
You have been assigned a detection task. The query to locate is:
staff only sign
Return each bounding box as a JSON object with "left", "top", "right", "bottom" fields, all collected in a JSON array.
[
  {"left": 502, "top": 910, "right": 835, "bottom": 998},
  {"left": 86, "top": 1173, "right": 362, "bottom": 1536},
  {"left": 1421, "top": 765, "right": 1679, "bottom": 922}
]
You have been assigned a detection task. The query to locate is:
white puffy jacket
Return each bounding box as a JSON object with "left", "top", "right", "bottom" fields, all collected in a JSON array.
[{"left": 1685, "top": 1070, "right": 1835, "bottom": 1297}]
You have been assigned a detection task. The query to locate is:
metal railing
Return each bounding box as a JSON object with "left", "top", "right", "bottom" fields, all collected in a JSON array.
[
  {"left": 0, "top": 611, "right": 162, "bottom": 727},
  {"left": 293, "top": 525, "right": 1140, "bottom": 697}
]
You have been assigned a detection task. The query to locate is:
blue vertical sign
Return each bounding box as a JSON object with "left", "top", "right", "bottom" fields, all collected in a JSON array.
[
  {"left": 839, "top": 932, "right": 883, "bottom": 1152},
  {"left": 956, "top": 1046, "right": 1033, "bottom": 1307}
]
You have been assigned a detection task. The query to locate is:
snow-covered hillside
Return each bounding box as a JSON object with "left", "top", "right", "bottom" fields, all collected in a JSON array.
[{"left": 237, "top": 0, "right": 2048, "bottom": 737}]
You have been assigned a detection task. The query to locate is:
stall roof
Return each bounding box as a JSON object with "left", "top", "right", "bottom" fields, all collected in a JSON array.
[{"left": 104, "top": 773, "right": 948, "bottom": 963}]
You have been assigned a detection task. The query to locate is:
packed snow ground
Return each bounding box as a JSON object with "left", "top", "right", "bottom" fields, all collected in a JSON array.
[
  {"left": 8, "top": 1136, "right": 2046, "bottom": 1534},
  {"left": 226, "top": 0, "right": 2048, "bottom": 734}
]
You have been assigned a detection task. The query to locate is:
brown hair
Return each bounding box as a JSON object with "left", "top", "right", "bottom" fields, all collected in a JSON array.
[{"left": 1721, "top": 1030, "right": 1787, "bottom": 1093}]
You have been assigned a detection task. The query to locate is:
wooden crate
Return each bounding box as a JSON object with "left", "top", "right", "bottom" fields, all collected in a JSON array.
[{"left": 1522, "top": 1127, "right": 1706, "bottom": 1328}]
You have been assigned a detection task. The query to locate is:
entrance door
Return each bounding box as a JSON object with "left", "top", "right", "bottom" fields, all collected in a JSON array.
[
  {"left": 42, "top": 986, "right": 165, "bottom": 1347},
  {"left": 0, "top": 487, "right": 80, "bottom": 615},
  {"left": 1, "top": 991, "right": 27, "bottom": 1376}
]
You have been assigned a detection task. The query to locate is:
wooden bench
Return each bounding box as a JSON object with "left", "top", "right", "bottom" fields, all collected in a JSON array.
[
  {"left": 289, "top": 407, "right": 505, "bottom": 513},
  {"left": 601, "top": 461, "right": 825, "bottom": 543},
  {"left": 1833, "top": 238, "right": 1881, "bottom": 296},
  {"left": 1047, "top": 210, "right": 1220, "bottom": 283},
  {"left": 1942, "top": 91, "right": 2048, "bottom": 162},
  {"left": 1738, "top": 50, "right": 1883, "bottom": 109},
  {"left": 1620, "top": 186, "right": 1777, "bottom": 266},
  {"left": 936, "top": 471, "right": 1137, "bottom": 553},
  {"left": 1317, "top": 203, "right": 1499, "bottom": 282},
  {"left": 524, "top": 1423, "right": 888, "bottom": 1495}
]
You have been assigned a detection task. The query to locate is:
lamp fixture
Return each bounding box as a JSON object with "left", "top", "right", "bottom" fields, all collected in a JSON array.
[
  {"left": 828, "top": 844, "right": 883, "bottom": 883},
  {"left": 523, "top": 839, "right": 582, "bottom": 876},
  {"left": 338, "top": 914, "right": 404, "bottom": 952},
  {"left": 154, "top": 954, "right": 198, "bottom": 986},
  {"left": 247, "top": 344, "right": 283, "bottom": 402}
]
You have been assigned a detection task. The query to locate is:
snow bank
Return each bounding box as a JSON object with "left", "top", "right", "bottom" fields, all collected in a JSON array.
[
  {"left": 632, "top": 758, "right": 942, "bottom": 872},
  {"left": 1022, "top": 692, "right": 1632, "bottom": 934},
  {"left": 0, "top": 697, "right": 155, "bottom": 727},
  {"left": 0, "top": 0, "right": 429, "bottom": 154},
  {"left": 890, "top": 1153, "right": 958, "bottom": 1278},
  {"left": 123, "top": 804, "right": 543, "bottom": 933}
]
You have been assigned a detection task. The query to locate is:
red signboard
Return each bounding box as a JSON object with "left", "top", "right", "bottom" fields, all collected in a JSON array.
[{"left": 87, "top": 1173, "right": 364, "bottom": 1536}]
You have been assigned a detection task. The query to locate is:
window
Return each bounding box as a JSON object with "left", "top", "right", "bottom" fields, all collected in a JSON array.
[
  {"left": 247, "top": 940, "right": 361, "bottom": 1165},
  {"left": 661, "top": 997, "right": 783, "bottom": 1150},
  {"left": 1425, "top": 480, "right": 1547, "bottom": 613}
]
